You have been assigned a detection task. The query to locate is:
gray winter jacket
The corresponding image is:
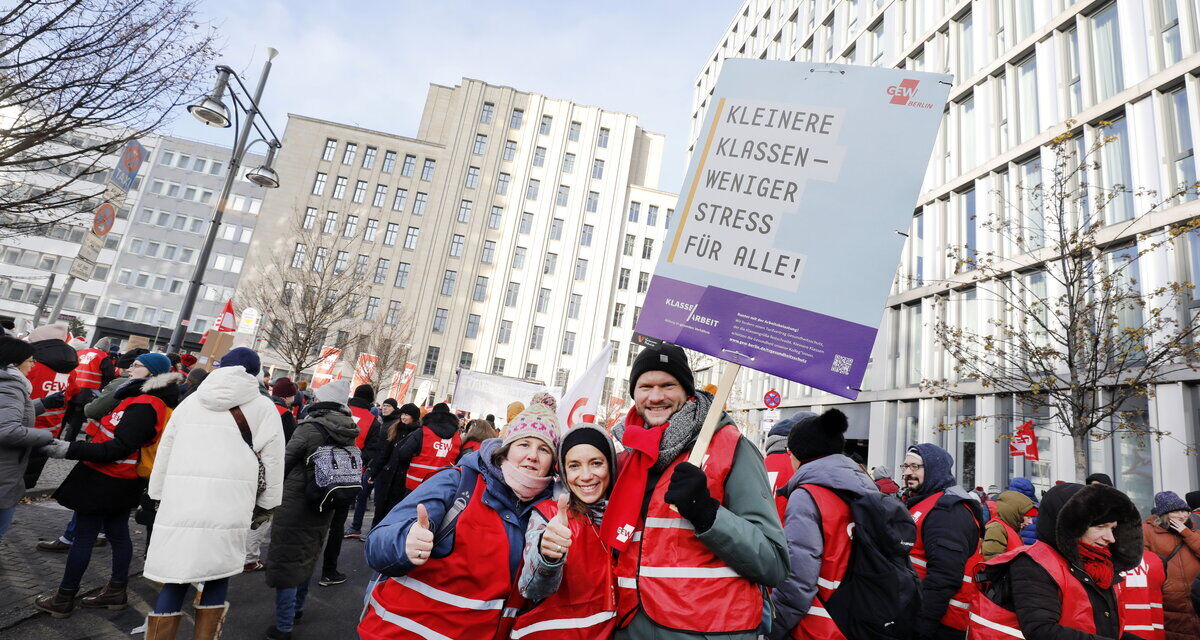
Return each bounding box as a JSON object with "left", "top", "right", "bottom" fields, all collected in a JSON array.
[
  {"left": 0, "top": 366, "right": 54, "bottom": 508},
  {"left": 769, "top": 453, "right": 880, "bottom": 639}
]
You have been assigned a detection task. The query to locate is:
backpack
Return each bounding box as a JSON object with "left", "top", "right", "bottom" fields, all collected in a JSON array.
[
  {"left": 305, "top": 424, "right": 363, "bottom": 512},
  {"left": 136, "top": 407, "right": 173, "bottom": 479},
  {"left": 822, "top": 489, "right": 921, "bottom": 640}
]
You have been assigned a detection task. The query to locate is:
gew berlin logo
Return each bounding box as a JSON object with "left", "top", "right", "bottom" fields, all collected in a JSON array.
[{"left": 887, "top": 79, "right": 933, "bottom": 109}]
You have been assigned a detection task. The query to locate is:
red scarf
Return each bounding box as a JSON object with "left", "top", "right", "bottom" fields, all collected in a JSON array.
[
  {"left": 599, "top": 407, "right": 665, "bottom": 552},
  {"left": 1077, "top": 542, "right": 1114, "bottom": 589}
]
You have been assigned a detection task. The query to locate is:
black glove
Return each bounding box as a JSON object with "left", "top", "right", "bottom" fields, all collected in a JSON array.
[
  {"left": 664, "top": 462, "right": 719, "bottom": 533},
  {"left": 69, "top": 388, "right": 98, "bottom": 406},
  {"left": 39, "top": 391, "right": 66, "bottom": 410}
]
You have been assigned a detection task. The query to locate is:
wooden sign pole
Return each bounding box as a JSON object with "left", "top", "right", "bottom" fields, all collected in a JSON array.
[{"left": 688, "top": 362, "right": 742, "bottom": 465}]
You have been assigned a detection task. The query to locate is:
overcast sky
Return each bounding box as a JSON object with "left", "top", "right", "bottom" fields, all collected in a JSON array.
[{"left": 167, "top": 0, "right": 738, "bottom": 192}]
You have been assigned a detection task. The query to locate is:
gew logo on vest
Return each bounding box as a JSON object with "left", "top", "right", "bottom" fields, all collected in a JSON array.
[
  {"left": 887, "top": 79, "right": 934, "bottom": 109},
  {"left": 433, "top": 440, "right": 453, "bottom": 457}
]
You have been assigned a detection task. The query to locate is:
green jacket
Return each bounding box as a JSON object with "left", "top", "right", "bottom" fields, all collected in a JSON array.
[
  {"left": 616, "top": 415, "right": 788, "bottom": 640},
  {"left": 83, "top": 374, "right": 129, "bottom": 421}
]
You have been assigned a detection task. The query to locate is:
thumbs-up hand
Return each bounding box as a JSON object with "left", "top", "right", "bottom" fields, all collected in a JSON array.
[
  {"left": 539, "top": 493, "right": 573, "bottom": 561},
  {"left": 406, "top": 503, "right": 435, "bottom": 565}
]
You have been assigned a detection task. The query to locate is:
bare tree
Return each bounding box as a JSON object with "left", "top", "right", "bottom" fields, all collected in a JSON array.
[
  {"left": 237, "top": 218, "right": 376, "bottom": 378},
  {"left": 0, "top": 0, "right": 217, "bottom": 238},
  {"left": 922, "top": 122, "right": 1200, "bottom": 480}
]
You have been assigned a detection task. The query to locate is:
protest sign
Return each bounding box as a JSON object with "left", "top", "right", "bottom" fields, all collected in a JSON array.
[
  {"left": 387, "top": 362, "right": 417, "bottom": 402},
  {"left": 451, "top": 370, "right": 548, "bottom": 424},
  {"left": 635, "top": 61, "right": 950, "bottom": 400},
  {"left": 310, "top": 346, "right": 342, "bottom": 389},
  {"left": 351, "top": 353, "right": 378, "bottom": 392}
]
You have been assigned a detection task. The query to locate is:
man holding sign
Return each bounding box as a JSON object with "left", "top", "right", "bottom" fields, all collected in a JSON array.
[{"left": 601, "top": 342, "right": 787, "bottom": 639}]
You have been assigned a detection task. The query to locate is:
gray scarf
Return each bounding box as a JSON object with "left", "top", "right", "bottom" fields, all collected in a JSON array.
[{"left": 615, "top": 391, "right": 713, "bottom": 472}]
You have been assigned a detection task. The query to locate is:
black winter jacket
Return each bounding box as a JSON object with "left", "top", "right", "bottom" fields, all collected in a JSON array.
[
  {"left": 371, "top": 409, "right": 457, "bottom": 526},
  {"left": 347, "top": 397, "right": 383, "bottom": 467}
]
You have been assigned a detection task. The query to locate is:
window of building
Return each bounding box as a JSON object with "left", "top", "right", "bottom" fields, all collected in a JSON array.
[
  {"left": 371, "top": 184, "right": 387, "bottom": 207},
  {"left": 422, "top": 346, "right": 439, "bottom": 376},
  {"left": 529, "top": 326, "right": 544, "bottom": 350},
  {"left": 504, "top": 282, "right": 520, "bottom": 307},
  {"left": 312, "top": 172, "right": 327, "bottom": 195},
  {"left": 503, "top": 140, "right": 517, "bottom": 161},
  {"left": 333, "top": 250, "right": 348, "bottom": 274},
  {"left": 1090, "top": 3, "right": 1124, "bottom": 102},
  {"left": 1016, "top": 55, "right": 1039, "bottom": 142},
  {"left": 374, "top": 258, "right": 389, "bottom": 284},
  {"left": 539, "top": 115, "right": 553, "bottom": 135},
  {"left": 401, "top": 154, "right": 416, "bottom": 177},
  {"left": 533, "top": 147, "right": 546, "bottom": 167},
  {"left": 497, "top": 172, "right": 510, "bottom": 195},
  {"left": 526, "top": 179, "right": 540, "bottom": 200},
  {"left": 363, "top": 146, "right": 377, "bottom": 169},
  {"left": 482, "top": 240, "right": 496, "bottom": 263},
  {"left": 382, "top": 150, "right": 396, "bottom": 173},
  {"left": 561, "top": 332, "right": 575, "bottom": 355},
  {"left": 383, "top": 222, "right": 399, "bottom": 246},
  {"left": 550, "top": 218, "right": 564, "bottom": 240},
  {"left": 520, "top": 212, "right": 534, "bottom": 234},
  {"left": 628, "top": 202, "right": 640, "bottom": 223},
  {"left": 1100, "top": 116, "right": 1134, "bottom": 224},
  {"left": 394, "top": 261, "right": 411, "bottom": 287},
  {"left": 1166, "top": 87, "right": 1196, "bottom": 200},
  {"left": 556, "top": 184, "right": 570, "bottom": 206},
  {"left": 433, "top": 308, "right": 448, "bottom": 333},
  {"left": 404, "top": 226, "right": 420, "bottom": 250},
  {"left": 585, "top": 191, "right": 599, "bottom": 212},
  {"left": 352, "top": 180, "right": 367, "bottom": 203},
  {"left": 613, "top": 303, "right": 625, "bottom": 327},
  {"left": 959, "top": 94, "right": 975, "bottom": 170},
  {"left": 574, "top": 258, "right": 588, "bottom": 281},
  {"left": 342, "top": 143, "right": 357, "bottom": 165},
  {"left": 509, "top": 108, "right": 524, "bottom": 129},
  {"left": 562, "top": 153, "right": 575, "bottom": 173},
  {"left": 413, "top": 192, "right": 428, "bottom": 215},
  {"left": 598, "top": 127, "right": 610, "bottom": 148},
  {"left": 1063, "top": 28, "right": 1082, "bottom": 116},
  {"left": 536, "top": 288, "right": 551, "bottom": 313},
  {"left": 421, "top": 158, "right": 436, "bottom": 181},
  {"left": 364, "top": 296, "right": 380, "bottom": 320},
  {"left": 618, "top": 268, "right": 630, "bottom": 290},
  {"left": 473, "top": 276, "right": 488, "bottom": 302},
  {"left": 512, "top": 246, "right": 527, "bottom": 269},
  {"left": 457, "top": 199, "right": 473, "bottom": 223},
  {"left": 466, "top": 314, "right": 481, "bottom": 338},
  {"left": 543, "top": 253, "right": 557, "bottom": 275},
  {"left": 322, "top": 211, "right": 338, "bottom": 234},
  {"left": 642, "top": 238, "right": 654, "bottom": 259},
  {"left": 364, "top": 219, "right": 379, "bottom": 242},
  {"left": 473, "top": 134, "right": 487, "bottom": 155},
  {"left": 568, "top": 121, "right": 581, "bottom": 141},
  {"left": 1158, "top": 0, "right": 1183, "bottom": 67},
  {"left": 440, "top": 270, "right": 457, "bottom": 296},
  {"left": 623, "top": 234, "right": 635, "bottom": 256},
  {"left": 386, "top": 300, "right": 402, "bottom": 325},
  {"left": 449, "top": 234, "right": 465, "bottom": 258},
  {"left": 332, "top": 176, "right": 348, "bottom": 199},
  {"left": 647, "top": 205, "right": 659, "bottom": 227},
  {"left": 524, "top": 363, "right": 538, "bottom": 380},
  {"left": 498, "top": 320, "right": 513, "bottom": 343},
  {"left": 638, "top": 271, "right": 650, "bottom": 293},
  {"left": 480, "top": 101, "right": 495, "bottom": 123},
  {"left": 392, "top": 188, "right": 407, "bottom": 211},
  {"left": 489, "top": 206, "right": 503, "bottom": 229},
  {"left": 492, "top": 357, "right": 506, "bottom": 374},
  {"left": 312, "top": 246, "right": 329, "bottom": 272},
  {"left": 342, "top": 215, "right": 358, "bottom": 237},
  {"left": 568, "top": 294, "right": 582, "bottom": 319}
]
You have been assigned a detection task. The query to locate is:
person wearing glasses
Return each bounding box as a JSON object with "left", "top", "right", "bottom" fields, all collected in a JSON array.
[{"left": 901, "top": 444, "right": 986, "bottom": 640}]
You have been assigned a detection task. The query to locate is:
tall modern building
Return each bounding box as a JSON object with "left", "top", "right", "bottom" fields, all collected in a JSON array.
[
  {"left": 243, "top": 78, "right": 677, "bottom": 402},
  {"left": 694, "top": 0, "right": 1200, "bottom": 509}
]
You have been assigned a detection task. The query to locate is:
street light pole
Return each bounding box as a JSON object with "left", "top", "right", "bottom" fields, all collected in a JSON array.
[{"left": 168, "top": 49, "right": 278, "bottom": 353}]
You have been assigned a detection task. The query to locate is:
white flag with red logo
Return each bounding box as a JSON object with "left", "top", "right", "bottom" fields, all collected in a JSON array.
[
  {"left": 1008, "top": 420, "right": 1040, "bottom": 462},
  {"left": 215, "top": 300, "right": 237, "bottom": 332},
  {"left": 556, "top": 343, "right": 612, "bottom": 429},
  {"left": 351, "top": 353, "right": 378, "bottom": 391},
  {"left": 310, "top": 346, "right": 342, "bottom": 389}
]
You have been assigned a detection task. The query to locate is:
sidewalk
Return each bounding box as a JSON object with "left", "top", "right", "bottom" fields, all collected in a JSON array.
[{"left": 0, "top": 461, "right": 148, "bottom": 631}]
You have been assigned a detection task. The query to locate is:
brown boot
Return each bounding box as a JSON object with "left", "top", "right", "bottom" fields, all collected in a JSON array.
[
  {"left": 193, "top": 602, "right": 229, "bottom": 640},
  {"left": 80, "top": 581, "right": 127, "bottom": 610},
  {"left": 144, "top": 612, "right": 183, "bottom": 640},
  {"left": 34, "top": 588, "right": 78, "bottom": 618}
]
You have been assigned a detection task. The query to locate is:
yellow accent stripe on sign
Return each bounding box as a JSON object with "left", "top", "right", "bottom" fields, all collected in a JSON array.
[{"left": 667, "top": 97, "right": 727, "bottom": 262}]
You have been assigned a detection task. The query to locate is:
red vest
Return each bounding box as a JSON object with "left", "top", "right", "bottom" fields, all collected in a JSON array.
[
  {"left": 910, "top": 492, "right": 983, "bottom": 630},
  {"left": 764, "top": 451, "right": 793, "bottom": 524},
  {"left": 359, "top": 474, "right": 517, "bottom": 640},
  {"left": 405, "top": 427, "right": 462, "bottom": 490},
  {"left": 509, "top": 500, "right": 616, "bottom": 639},
  {"left": 986, "top": 517, "right": 1025, "bottom": 554},
  {"left": 1119, "top": 550, "right": 1166, "bottom": 640},
  {"left": 461, "top": 440, "right": 482, "bottom": 455},
  {"left": 70, "top": 348, "right": 108, "bottom": 392},
  {"left": 614, "top": 424, "right": 763, "bottom": 633},
  {"left": 968, "top": 542, "right": 1108, "bottom": 639},
  {"left": 83, "top": 394, "right": 169, "bottom": 479},
  {"left": 350, "top": 405, "right": 375, "bottom": 449},
  {"left": 27, "top": 362, "right": 71, "bottom": 436},
  {"left": 788, "top": 484, "right": 852, "bottom": 640}
]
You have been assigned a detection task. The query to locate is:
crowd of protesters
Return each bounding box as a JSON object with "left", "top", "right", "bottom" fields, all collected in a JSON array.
[{"left": 2, "top": 326, "right": 1200, "bottom": 639}]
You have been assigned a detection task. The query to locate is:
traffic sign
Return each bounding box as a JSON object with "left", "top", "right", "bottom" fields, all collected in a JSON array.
[
  {"left": 109, "top": 140, "right": 146, "bottom": 192},
  {"left": 68, "top": 232, "right": 103, "bottom": 280},
  {"left": 763, "top": 389, "right": 781, "bottom": 409},
  {"left": 92, "top": 202, "right": 116, "bottom": 236}
]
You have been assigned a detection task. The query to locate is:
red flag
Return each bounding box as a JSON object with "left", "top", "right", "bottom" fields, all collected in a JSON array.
[
  {"left": 310, "top": 346, "right": 342, "bottom": 389},
  {"left": 1009, "top": 420, "right": 1040, "bottom": 462},
  {"left": 351, "top": 353, "right": 378, "bottom": 391},
  {"left": 215, "top": 300, "right": 237, "bottom": 332},
  {"left": 199, "top": 330, "right": 209, "bottom": 345}
]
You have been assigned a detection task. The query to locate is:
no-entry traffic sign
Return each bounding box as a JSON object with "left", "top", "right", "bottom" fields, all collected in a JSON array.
[
  {"left": 763, "top": 389, "right": 781, "bottom": 409},
  {"left": 92, "top": 202, "right": 116, "bottom": 236}
]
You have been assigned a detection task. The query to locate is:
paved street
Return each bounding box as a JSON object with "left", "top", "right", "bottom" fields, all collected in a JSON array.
[{"left": 0, "top": 462, "right": 374, "bottom": 639}]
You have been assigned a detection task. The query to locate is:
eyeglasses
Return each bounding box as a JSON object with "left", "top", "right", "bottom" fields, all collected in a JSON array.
[{"left": 898, "top": 463, "right": 925, "bottom": 472}]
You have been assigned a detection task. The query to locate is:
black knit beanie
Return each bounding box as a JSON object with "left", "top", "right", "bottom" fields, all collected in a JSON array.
[
  {"left": 382, "top": 398, "right": 399, "bottom": 410},
  {"left": 353, "top": 384, "right": 375, "bottom": 403},
  {"left": 628, "top": 342, "right": 694, "bottom": 398},
  {"left": 1085, "top": 473, "right": 1114, "bottom": 487},
  {"left": 0, "top": 336, "right": 34, "bottom": 369},
  {"left": 787, "top": 408, "right": 848, "bottom": 462},
  {"left": 560, "top": 427, "right": 615, "bottom": 478}
]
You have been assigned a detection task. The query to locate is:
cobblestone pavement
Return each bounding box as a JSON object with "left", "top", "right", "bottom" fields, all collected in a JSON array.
[{"left": 0, "top": 479, "right": 374, "bottom": 639}]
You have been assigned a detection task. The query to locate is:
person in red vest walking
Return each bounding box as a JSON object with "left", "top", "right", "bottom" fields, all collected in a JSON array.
[
  {"left": 902, "top": 443, "right": 986, "bottom": 640},
  {"left": 967, "top": 482, "right": 1143, "bottom": 640},
  {"left": 769, "top": 409, "right": 880, "bottom": 639},
  {"left": 384, "top": 402, "right": 462, "bottom": 496},
  {"left": 982, "top": 491, "right": 1037, "bottom": 559},
  {"left": 343, "top": 384, "right": 383, "bottom": 541},
  {"left": 763, "top": 413, "right": 809, "bottom": 524},
  {"left": 515, "top": 422, "right": 619, "bottom": 638},
  {"left": 1119, "top": 549, "right": 1167, "bottom": 640},
  {"left": 34, "top": 352, "right": 181, "bottom": 617},
  {"left": 23, "top": 325, "right": 78, "bottom": 487},
  {"left": 359, "top": 397, "right": 559, "bottom": 639},
  {"left": 59, "top": 338, "right": 115, "bottom": 442},
  {"left": 602, "top": 342, "right": 787, "bottom": 640}
]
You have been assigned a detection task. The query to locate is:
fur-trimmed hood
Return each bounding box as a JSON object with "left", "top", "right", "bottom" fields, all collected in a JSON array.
[
  {"left": 115, "top": 371, "right": 183, "bottom": 408},
  {"left": 1036, "top": 482, "right": 1143, "bottom": 572},
  {"left": 421, "top": 407, "right": 460, "bottom": 439}
]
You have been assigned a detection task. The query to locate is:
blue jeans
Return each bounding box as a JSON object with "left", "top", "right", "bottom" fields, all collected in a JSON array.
[
  {"left": 274, "top": 578, "right": 311, "bottom": 632},
  {"left": 0, "top": 506, "right": 15, "bottom": 541},
  {"left": 61, "top": 511, "right": 132, "bottom": 590},
  {"left": 350, "top": 471, "right": 373, "bottom": 531},
  {"left": 153, "top": 578, "right": 229, "bottom": 613}
]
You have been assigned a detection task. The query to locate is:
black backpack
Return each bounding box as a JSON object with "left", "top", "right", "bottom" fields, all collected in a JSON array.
[
  {"left": 817, "top": 488, "right": 921, "bottom": 640},
  {"left": 304, "top": 424, "right": 363, "bottom": 512}
]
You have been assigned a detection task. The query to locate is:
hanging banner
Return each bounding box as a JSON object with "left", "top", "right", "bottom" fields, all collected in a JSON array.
[
  {"left": 1009, "top": 420, "right": 1040, "bottom": 462},
  {"left": 310, "top": 346, "right": 342, "bottom": 389},
  {"left": 557, "top": 343, "right": 613, "bottom": 429},
  {"left": 387, "top": 362, "right": 417, "bottom": 402},
  {"left": 350, "top": 353, "right": 378, "bottom": 392},
  {"left": 452, "top": 370, "right": 549, "bottom": 425},
  {"left": 634, "top": 61, "right": 951, "bottom": 399}
]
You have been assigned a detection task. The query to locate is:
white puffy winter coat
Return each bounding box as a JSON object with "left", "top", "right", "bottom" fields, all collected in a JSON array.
[{"left": 143, "top": 365, "right": 285, "bottom": 584}]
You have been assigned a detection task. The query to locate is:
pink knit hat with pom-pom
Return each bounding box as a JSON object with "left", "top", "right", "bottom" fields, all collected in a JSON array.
[{"left": 502, "top": 392, "right": 561, "bottom": 451}]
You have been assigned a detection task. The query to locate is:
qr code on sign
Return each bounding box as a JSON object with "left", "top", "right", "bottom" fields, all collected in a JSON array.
[{"left": 831, "top": 355, "right": 853, "bottom": 375}]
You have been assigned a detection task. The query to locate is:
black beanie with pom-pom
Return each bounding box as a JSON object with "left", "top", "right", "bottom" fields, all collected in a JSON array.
[{"left": 788, "top": 408, "right": 848, "bottom": 462}]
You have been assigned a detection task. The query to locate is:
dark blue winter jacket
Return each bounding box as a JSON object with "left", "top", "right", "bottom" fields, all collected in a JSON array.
[
  {"left": 364, "top": 437, "right": 552, "bottom": 579},
  {"left": 1007, "top": 477, "right": 1039, "bottom": 545}
]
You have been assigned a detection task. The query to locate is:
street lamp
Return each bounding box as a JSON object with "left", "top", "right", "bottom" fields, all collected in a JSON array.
[{"left": 167, "top": 48, "right": 283, "bottom": 354}]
